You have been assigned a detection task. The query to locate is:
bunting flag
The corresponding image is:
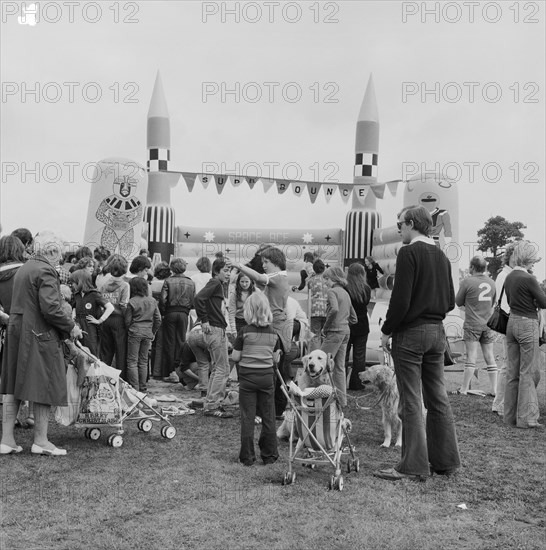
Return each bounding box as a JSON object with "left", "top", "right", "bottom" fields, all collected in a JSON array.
[
  {"left": 164, "top": 169, "right": 401, "bottom": 204},
  {"left": 261, "top": 178, "right": 275, "bottom": 193},
  {"left": 353, "top": 185, "right": 369, "bottom": 206},
  {"left": 371, "top": 184, "right": 385, "bottom": 199},
  {"left": 229, "top": 175, "right": 244, "bottom": 187},
  {"left": 214, "top": 174, "right": 229, "bottom": 195},
  {"left": 337, "top": 184, "right": 353, "bottom": 204},
  {"left": 276, "top": 179, "right": 290, "bottom": 194},
  {"left": 306, "top": 182, "right": 321, "bottom": 204},
  {"left": 198, "top": 173, "right": 211, "bottom": 188},
  {"left": 323, "top": 184, "right": 337, "bottom": 203},
  {"left": 386, "top": 179, "right": 403, "bottom": 196},
  {"left": 245, "top": 176, "right": 259, "bottom": 189},
  {"left": 291, "top": 181, "right": 305, "bottom": 197},
  {"left": 182, "top": 172, "right": 197, "bottom": 192}
]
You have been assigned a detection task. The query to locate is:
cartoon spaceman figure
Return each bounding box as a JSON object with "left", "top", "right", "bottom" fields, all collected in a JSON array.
[
  {"left": 419, "top": 191, "right": 452, "bottom": 247},
  {"left": 95, "top": 175, "right": 142, "bottom": 257}
]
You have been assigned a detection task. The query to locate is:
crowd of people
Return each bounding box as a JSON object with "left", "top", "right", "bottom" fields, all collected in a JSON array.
[{"left": 0, "top": 213, "right": 544, "bottom": 473}]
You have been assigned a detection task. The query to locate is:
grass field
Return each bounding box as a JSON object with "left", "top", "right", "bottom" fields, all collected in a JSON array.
[{"left": 1, "top": 350, "right": 545, "bottom": 550}]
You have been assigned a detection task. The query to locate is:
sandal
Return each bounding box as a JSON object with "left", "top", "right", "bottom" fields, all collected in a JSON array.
[{"left": 254, "top": 416, "right": 262, "bottom": 425}]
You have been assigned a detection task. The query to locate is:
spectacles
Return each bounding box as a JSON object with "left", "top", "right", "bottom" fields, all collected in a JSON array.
[{"left": 397, "top": 220, "right": 409, "bottom": 230}]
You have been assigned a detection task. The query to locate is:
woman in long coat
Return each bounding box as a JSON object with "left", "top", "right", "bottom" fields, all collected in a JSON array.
[{"left": 0, "top": 231, "right": 81, "bottom": 456}]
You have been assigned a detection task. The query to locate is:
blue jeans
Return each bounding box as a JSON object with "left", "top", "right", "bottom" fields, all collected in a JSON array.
[
  {"left": 391, "top": 324, "right": 460, "bottom": 476},
  {"left": 505, "top": 315, "right": 540, "bottom": 427},
  {"left": 321, "top": 331, "right": 350, "bottom": 407},
  {"left": 187, "top": 329, "right": 210, "bottom": 392},
  {"left": 126, "top": 334, "right": 152, "bottom": 392},
  {"left": 203, "top": 326, "right": 230, "bottom": 410}
]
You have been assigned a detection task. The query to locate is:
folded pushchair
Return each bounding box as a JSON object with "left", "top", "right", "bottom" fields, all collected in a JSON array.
[
  {"left": 71, "top": 342, "right": 177, "bottom": 447},
  {"left": 276, "top": 362, "right": 359, "bottom": 491}
]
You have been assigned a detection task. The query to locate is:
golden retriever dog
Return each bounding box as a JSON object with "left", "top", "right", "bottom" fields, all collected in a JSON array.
[
  {"left": 276, "top": 350, "right": 332, "bottom": 440},
  {"left": 359, "top": 365, "right": 402, "bottom": 448}
]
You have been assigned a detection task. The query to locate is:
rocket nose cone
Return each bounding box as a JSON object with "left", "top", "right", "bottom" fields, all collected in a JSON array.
[
  {"left": 358, "top": 74, "right": 379, "bottom": 123},
  {"left": 148, "top": 71, "right": 170, "bottom": 118}
]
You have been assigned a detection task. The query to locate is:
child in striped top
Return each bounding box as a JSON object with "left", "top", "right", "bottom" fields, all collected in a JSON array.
[{"left": 232, "top": 292, "right": 280, "bottom": 466}]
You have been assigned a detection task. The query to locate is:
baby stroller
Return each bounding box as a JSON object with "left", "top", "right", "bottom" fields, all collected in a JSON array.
[
  {"left": 276, "top": 361, "right": 359, "bottom": 491},
  {"left": 71, "top": 342, "right": 177, "bottom": 447}
]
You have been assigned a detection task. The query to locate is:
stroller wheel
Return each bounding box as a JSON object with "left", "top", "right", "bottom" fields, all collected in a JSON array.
[
  {"left": 347, "top": 459, "right": 353, "bottom": 474},
  {"left": 84, "top": 429, "right": 91, "bottom": 439},
  {"left": 161, "top": 425, "right": 176, "bottom": 439},
  {"left": 354, "top": 458, "right": 360, "bottom": 473},
  {"left": 138, "top": 419, "right": 153, "bottom": 433},
  {"left": 88, "top": 428, "right": 101, "bottom": 441},
  {"left": 335, "top": 475, "right": 344, "bottom": 491},
  {"left": 108, "top": 434, "right": 123, "bottom": 448},
  {"left": 328, "top": 476, "right": 335, "bottom": 490}
]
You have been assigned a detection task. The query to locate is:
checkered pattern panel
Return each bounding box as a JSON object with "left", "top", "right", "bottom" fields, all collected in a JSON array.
[
  {"left": 147, "top": 148, "right": 170, "bottom": 172},
  {"left": 354, "top": 152, "right": 378, "bottom": 177}
]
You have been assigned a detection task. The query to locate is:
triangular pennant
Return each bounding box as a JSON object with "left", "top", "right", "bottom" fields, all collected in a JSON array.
[
  {"left": 371, "top": 184, "right": 385, "bottom": 199},
  {"left": 386, "top": 179, "right": 403, "bottom": 196},
  {"left": 245, "top": 176, "right": 259, "bottom": 190},
  {"left": 353, "top": 185, "right": 369, "bottom": 206},
  {"left": 276, "top": 179, "right": 290, "bottom": 194},
  {"left": 291, "top": 181, "right": 305, "bottom": 197},
  {"left": 199, "top": 173, "right": 211, "bottom": 189},
  {"left": 322, "top": 184, "right": 337, "bottom": 203},
  {"left": 214, "top": 174, "right": 229, "bottom": 195},
  {"left": 229, "top": 175, "right": 244, "bottom": 187},
  {"left": 306, "top": 182, "right": 321, "bottom": 204},
  {"left": 261, "top": 178, "right": 275, "bottom": 193},
  {"left": 337, "top": 184, "right": 353, "bottom": 204},
  {"left": 182, "top": 172, "right": 197, "bottom": 192}
]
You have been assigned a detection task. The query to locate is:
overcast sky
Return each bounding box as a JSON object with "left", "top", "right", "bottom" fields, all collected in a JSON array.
[{"left": 1, "top": 1, "right": 544, "bottom": 278}]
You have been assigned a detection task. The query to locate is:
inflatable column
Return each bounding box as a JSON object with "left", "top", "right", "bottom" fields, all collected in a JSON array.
[
  {"left": 344, "top": 75, "right": 381, "bottom": 267},
  {"left": 144, "top": 72, "right": 180, "bottom": 264},
  {"left": 83, "top": 157, "right": 148, "bottom": 261}
]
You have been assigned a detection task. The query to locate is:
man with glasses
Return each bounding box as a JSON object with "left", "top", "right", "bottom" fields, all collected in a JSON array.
[{"left": 374, "top": 205, "right": 460, "bottom": 481}]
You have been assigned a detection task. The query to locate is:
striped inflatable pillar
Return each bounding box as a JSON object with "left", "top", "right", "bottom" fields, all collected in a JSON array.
[
  {"left": 344, "top": 209, "right": 381, "bottom": 267},
  {"left": 143, "top": 202, "right": 175, "bottom": 263}
]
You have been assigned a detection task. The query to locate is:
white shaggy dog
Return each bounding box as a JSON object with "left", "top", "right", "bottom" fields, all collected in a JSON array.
[
  {"left": 276, "top": 350, "right": 332, "bottom": 440},
  {"left": 359, "top": 365, "right": 402, "bottom": 448}
]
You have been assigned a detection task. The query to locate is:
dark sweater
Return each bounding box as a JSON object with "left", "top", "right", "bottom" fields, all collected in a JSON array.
[
  {"left": 504, "top": 268, "right": 546, "bottom": 319},
  {"left": 382, "top": 240, "right": 455, "bottom": 335},
  {"left": 194, "top": 278, "right": 227, "bottom": 328}
]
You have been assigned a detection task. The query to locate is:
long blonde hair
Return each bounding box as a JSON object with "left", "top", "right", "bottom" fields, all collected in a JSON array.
[
  {"left": 243, "top": 292, "right": 273, "bottom": 327},
  {"left": 511, "top": 240, "right": 541, "bottom": 268}
]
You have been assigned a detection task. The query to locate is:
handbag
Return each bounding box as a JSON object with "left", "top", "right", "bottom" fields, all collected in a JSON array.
[{"left": 487, "top": 285, "right": 509, "bottom": 335}]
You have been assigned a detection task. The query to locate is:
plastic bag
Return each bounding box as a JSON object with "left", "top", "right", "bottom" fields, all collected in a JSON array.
[
  {"left": 55, "top": 364, "right": 81, "bottom": 426},
  {"left": 77, "top": 361, "right": 122, "bottom": 424}
]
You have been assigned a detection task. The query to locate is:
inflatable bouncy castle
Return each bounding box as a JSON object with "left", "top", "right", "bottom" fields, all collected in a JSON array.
[{"left": 82, "top": 73, "right": 462, "bottom": 362}]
